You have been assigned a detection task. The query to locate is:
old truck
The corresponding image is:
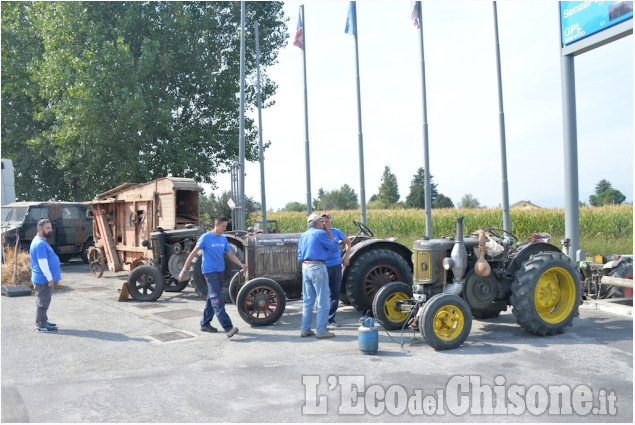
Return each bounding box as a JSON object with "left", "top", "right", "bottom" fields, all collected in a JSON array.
[
  {"left": 86, "top": 177, "right": 206, "bottom": 301},
  {"left": 1, "top": 201, "right": 93, "bottom": 262},
  {"left": 188, "top": 219, "right": 413, "bottom": 326}
]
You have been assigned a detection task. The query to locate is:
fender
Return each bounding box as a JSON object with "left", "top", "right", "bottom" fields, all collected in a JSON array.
[
  {"left": 342, "top": 238, "right": 413, "bottom": 283},
  {"left": 507, "top": 242, "right": 562, "bottom": 277},
  {"left": 602, "top": 256, "right": 633, "bottom": 273}
]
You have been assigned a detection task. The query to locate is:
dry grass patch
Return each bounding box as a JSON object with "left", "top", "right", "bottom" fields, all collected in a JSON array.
[{"left": 1, "top": 249, "right": 32, "bottom": 287}]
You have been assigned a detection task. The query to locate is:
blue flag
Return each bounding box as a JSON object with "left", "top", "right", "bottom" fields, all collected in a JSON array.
[{"left": 345, "top": 1, "right": 357, "bottom": 36}]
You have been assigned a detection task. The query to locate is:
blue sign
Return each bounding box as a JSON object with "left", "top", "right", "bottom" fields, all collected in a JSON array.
[{"left": 561, "top": 1, "right": 633, "bottom": 45}]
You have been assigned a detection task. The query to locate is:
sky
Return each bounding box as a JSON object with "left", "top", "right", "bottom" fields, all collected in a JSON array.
[{"left": 211, "top": 0, "right": 633, "bottom": 211}]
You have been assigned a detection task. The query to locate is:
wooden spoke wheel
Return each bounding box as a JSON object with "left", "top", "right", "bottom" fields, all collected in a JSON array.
[{"left": 87, "top": 246, "right": 105, "bottom": 278}]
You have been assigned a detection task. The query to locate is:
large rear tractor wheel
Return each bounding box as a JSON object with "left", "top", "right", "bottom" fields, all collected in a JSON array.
[
  {"left": 189, "top": 252, "right": 207, "bottom": 299},
  {"left": 236, "top": 278, "right": 286, "bottom": 326},
  {"left": 189, "top": 253, "right": 232, "bottom": 303},
  {"left": 229, "top": 271, "right": 247, "bottom": 304},
  {"left": 127, "top": 265, "right": 165, "bottom": 302},
  {"left": 345, "top": 249, "right": 412, "bottom": 316},
  {"left": 372, "top": 282, "right": 413, "bottom": 330},
  {"left": 420, "top": 294, "right": 472, "bottom": 351},
  {"left": 607, "top": 263, "right": 632, "bottom": 298},
  {"left": 511, "top": 251, "right": 582, "bottom": 336}
]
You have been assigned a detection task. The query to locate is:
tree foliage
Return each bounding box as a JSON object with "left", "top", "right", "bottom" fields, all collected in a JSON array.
[
  {"left": 432, "top": 193, "right": 454, "bottom": 208},
  {"left": 283, "top": 201, "right": 306, "bottom": 212},
  {"left": 314, "top": 184, "right": 359, "bottom": 210},
  {"left": 1, "top": 1, "right": 287, "bottom": 201},
  {"left": 405, "top": 167, "right": 436, "bottom": 208},
  {"left": 372, "top": 166, "right": 399, "bottom": 208},
  {"left": 199, "top": 191, "right": 258, "bottom": 230},
  {"left": 460, "top": 193, "right": 481, "bottom": 209},
  {"left": 589, "top": 179, "right": 626, "bottom": 206}
]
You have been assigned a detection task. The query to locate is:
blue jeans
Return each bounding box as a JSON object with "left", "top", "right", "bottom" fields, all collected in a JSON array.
[
  {"left": 301, "top": 264, "right": 329, "bottom": 335},
  {"left": 201, "top": 272, "right": 233, "bottom": 332},
  {"left": 326, "top": 264, "right": 342, "bottom": 323}
]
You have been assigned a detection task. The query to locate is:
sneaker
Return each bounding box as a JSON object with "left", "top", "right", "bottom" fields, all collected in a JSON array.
[
  {"left": 200, "top": 325, "right": 218, "bottom": 333},
  {"left": 300, "top": 330, "right": 315, "bottom": 337},
  {"left": 316, "top": 331, "right": 335, "bottom": 339},
  {"left": 35, "top": 322, "right": 58, "bottom": 331},
  {"left": 328, "top": 320, "right": 340, "bottom": 328},
  {"left": 36, "top": 326, "right": 57, "bottom": 333},
  {"left": 226, "top": 327, "right": 239, "bottom": 338}
]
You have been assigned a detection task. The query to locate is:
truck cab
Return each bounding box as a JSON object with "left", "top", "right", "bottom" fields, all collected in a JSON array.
[{"left": 1, "top": 201, "right": 93, "bottom": 262}]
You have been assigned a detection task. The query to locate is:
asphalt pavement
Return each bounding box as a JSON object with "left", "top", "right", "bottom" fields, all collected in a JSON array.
[{"left": 1, "top": 260, "right": 632, "bottom": 423}]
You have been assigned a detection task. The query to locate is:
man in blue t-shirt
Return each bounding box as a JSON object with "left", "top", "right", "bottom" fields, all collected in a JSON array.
[
  {"left": 180, "top": 217, "right": 247, "bottom": 338},
  {"left": 30, "top": 219, "right": 61, "bottom": 333},
  {"left": 297, "top": 214, "right": 340, "bottom": 339},
  {"left": 321, "top": 212, "right": 351, "bottom": 327}
]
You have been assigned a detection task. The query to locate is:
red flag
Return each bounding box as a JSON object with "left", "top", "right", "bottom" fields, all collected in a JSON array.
[
  {"left": 411, "top": 1, "right": 421, "bottom": 29},
  {"left": 293, "top": 8, "right": 304, "bottom": 50}
]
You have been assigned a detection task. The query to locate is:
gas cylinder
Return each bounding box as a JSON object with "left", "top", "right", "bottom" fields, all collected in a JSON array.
[{"left": 358, "top": 317, "right": 378, "bottom": 355}]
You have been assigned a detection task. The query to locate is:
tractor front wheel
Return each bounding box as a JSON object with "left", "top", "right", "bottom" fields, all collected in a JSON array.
[
  {"left": 236, "top": 278, "right": 286, "bottom": 326},
  {"left": 345, "top": 249, "right": 412, "bottom": 316},
  {"left": 372, "top": 282, "right": 413, "bottom": 330},
  {"left": 419, "top": 294, "right": 472, "bottom": 351},
  {"left": 511, "top": 251, "right": 582, "bottom": 336},
  {"left": 127, "top": 265, "right": 165, "bottom": 302}
]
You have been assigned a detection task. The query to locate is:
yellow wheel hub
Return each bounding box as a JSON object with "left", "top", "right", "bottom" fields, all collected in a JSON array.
[
  {"left": 383, "top": 292, "right": 410, "bottom": 322},
  {"left": 534, "top": 266, "right": 576, "bottom": 323},
  {"left": 432, "top": 305, "right": 464, "bottom": 341}
]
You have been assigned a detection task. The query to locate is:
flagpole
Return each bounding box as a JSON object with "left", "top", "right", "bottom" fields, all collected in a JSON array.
[
  {"left": 254, "top": 21, "right": 268, "bottom": 233},
  {"left": 493, "top": 1, "right": 511, "bottom": 234},
  {"left": 416, "top": 1, "right": 432, "bottom": 238},
  {"left": 238, "top": 1, "right": 246, "bottom": 230},
  {"left": 300, "top": 5, "right": 312, "bottom": 216},
  {"left": 299, "top": 5, "right": 312, "bottom": 216},
  {"left": 351, "top": 1, "right": 367, "bottom": 226}
]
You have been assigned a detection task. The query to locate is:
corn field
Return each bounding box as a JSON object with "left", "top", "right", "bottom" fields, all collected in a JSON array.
[{"left": 249, "top": 205, "right": 633, "bottom": 255}]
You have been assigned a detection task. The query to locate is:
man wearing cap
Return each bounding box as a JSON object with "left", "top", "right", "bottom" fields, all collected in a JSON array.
[
  {"left": 320, "top": 212, "right": 351, "bottom": 328},
  {"left": 297, "top": 213, "right": 340, "bottom": 339}
]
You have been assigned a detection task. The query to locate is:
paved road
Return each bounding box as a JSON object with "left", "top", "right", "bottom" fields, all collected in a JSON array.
[{"left": 1, "top": 260, "right": 632, "bottom": 422}]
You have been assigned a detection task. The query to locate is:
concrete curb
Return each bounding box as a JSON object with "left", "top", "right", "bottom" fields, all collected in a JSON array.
[{"left": 580, "top": 297, "right": 633, "bottom": 317}]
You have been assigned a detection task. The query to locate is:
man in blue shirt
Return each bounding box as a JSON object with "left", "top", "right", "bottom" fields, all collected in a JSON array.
[
  {"left": 297, "top": 214, "right": 340, "bottom": 339},
  {"left": 180, "top": 217, "right": 247, "bottom": 338},
  {"left": 321, "top": 212, "right": 351, "bottom": 327},
  {"left": 30, "top": 219, "right": 61, "bottom": 333}
]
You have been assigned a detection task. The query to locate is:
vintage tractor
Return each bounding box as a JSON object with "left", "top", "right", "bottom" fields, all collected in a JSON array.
[
  {"left": 579, "top": 255, "right": 633, "bottom": 299},
  {"left": 372, "top": 217, "right": 583, "bottom": 351},
  {"left": 188, "top": 219, "right": 413, "bottom": 326},
  {"left": 248, "top": 219, "right": 280, "bottom": 234}
]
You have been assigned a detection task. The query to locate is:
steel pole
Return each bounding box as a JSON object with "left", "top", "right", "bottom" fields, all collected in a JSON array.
[
  {"left": 560, "top": 53, "right": 581, "bottom": 260},
  {"left": 238, "top": 1, "right": 246, "bottom": 230},
  {"left": 493, "top": 1, "right": 511, "bottom": 234},
  {"left": 352, "top": 2, "right": 366, "bottom": 226},
  {"left": 416, "top": 1, "right": 431, "bottom": 238},
  {"left": 254, "top": 22, "right": 267, "bottom": 233},
  {"left": 300, "top": 5, "right": 312, "bottom": 215}
]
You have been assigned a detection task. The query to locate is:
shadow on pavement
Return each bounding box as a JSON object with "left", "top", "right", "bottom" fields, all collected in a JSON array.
[{"left": 56, "top": 329, "right": 149, "bottom": 342}]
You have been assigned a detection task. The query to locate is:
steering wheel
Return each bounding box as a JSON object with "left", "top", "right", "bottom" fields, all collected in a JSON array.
[
  {"left": 353, "top": 219, "right": 373, "bottom": 238},
  {"left": 488, "top": 227, "right": 518, "bottom": 244}
]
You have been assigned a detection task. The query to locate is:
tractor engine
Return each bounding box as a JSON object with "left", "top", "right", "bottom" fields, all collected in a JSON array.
[{"left": 146, "top": 225, "right": 203, "bottom": 287}]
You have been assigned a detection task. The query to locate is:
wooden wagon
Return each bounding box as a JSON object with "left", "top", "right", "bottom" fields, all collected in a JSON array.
[{"left": 86, "top": 177, "right": 204, "bottom": 300}]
